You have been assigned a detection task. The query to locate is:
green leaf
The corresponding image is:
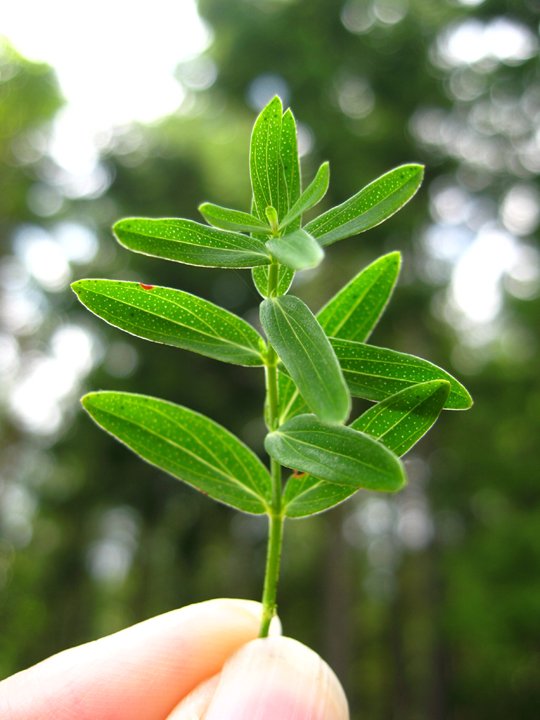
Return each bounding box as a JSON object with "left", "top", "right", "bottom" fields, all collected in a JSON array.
[
  {"left": 276, "top": 253, "right": 401, "bottom": 423},
  {"left": 266, "top": 229, "right": 324, "bottom": 271},
  {"left": 282, "top": 473, "right": 357, "bottom": 518},
  {"left": 317, "top": 252, "right": 401, "bottom": 342},
  {"left": 266, "top": 413, "right": 405, "bottom": 492},
  {"left": 113, "top": 218, "right": 270, "bottom": 269},
  {"left": 265, "top": 205, "right": 279, "bottom": 230},
  {"left": 352, "top": 380, "right": 451, "bottom": 456},
  {"left": 279, "top": 162, "right": 330, "bottom": 230},
  {"left": 280, "top": 381, "right": 450, "bottom": 518},
  {"left": 252, "top": 264, "right": 295, "bottom": 298},
  {"left": 260, "top": 296, "right": 350, "bottom": 424},
  {"left": 305, "top": 164, "right": 424, "bottom": 246},
  {"left": 278, "top": 107, "right": 302, "bottom": 223},
  {"left": 71, "top": 279, "right": 265, "bottom": 367},
  {"left": 250, "top": 96, "right": 284, "bottom": 220},
  {"left": 82, "top": 392, "right": 272, "bottom": 515},
  {"left": 198, "top": 203, "right": 271, "bottom": 234},
  {"left": 280, "top": 381, "right": 450, "bottom": 517},
  {"left": 277, "top": 371, "right": 308, "bottom": 425},
  {"left": 330, "top": 338, "right": 473, "bottom": 410}
]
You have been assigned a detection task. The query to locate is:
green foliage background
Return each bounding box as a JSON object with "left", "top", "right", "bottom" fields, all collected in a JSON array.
[{"left": 1, "top": 1, "right": 539, "bottom": 717}]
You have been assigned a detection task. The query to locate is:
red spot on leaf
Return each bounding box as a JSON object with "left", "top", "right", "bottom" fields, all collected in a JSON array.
[
  {"left": 292, "top": 470, "right": 307, "bottom": 479},
  {"left": 139, "top": 283, "right": 155, "bottom": 290}
]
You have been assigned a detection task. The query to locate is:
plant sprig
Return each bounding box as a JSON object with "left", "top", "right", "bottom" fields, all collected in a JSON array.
[{"left": 73, "top": 96, "right": 472, "bottom": 638}]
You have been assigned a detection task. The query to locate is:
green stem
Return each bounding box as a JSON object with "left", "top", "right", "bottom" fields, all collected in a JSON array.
[
  {"left": 259, "top": 261, "right": 285, "bottom": 638},
  {"left": 259, "top": 474, "right": 283, "bottom": 637}
]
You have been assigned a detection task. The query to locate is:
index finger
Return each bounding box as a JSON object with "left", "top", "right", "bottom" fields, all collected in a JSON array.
[{"left": 0, "top": 599, "right": 266, "bottom": 720}]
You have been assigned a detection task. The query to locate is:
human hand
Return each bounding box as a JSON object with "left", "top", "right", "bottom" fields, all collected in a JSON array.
[{"left": 0, "top": 598, "right": 349, "bottom": 719}]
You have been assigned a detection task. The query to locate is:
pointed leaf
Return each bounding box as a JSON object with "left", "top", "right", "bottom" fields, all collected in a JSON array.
[
  {"left": 306, "top": 164, "right": 424, "bottom": 246},
  {"left": 72, "top": 280, "right": 265, "bottom": 367},
  {"left": 352, "top": 380, "right": 451, "bottom": 456},
  {"left": 113, "top": 218, "right": 270, "bottom": 269},
  {"left": 265, "top": 206, "right": 279, "bottom": 229},
  {"left": 198, "top": 203, "right": 271, "bottom": 234},
  {"left": 278, "top": 107, "right": 302, "bottom": 223},
  {"left": 317, "top": 252, "right": 401, "bottom": 342},
  {"left": 266, "top": 414, "right": 405, "bottom": 492},
  {"left": 279, "top": 162, "right": 330, "bottom": 230},
  {"left": 330, "top": 338, "right": 473, "bottom": 410},
  {"left": 82, "top": 392, "right": 272, "bottom": 514},
  {"left": 260, "top": 296, "right": 350, "bottom": 424},
  {"left": 281, "top": 380, "right": 450, "bottom": 517},
  {"left": 250, "top": 96, "right": 284, "bottom": 220},
  {"left": 276, "top": 253, "right": 401, "bottom": 423},
  {"left": 283, "top": 473, "right": 357, "bottom": 518},
  {"left": 252, "top": 264, "right": 295, "bottom": 298},
  {"left": 266, "top": 229, "right": 324, "bottom": 271},
  {"left": 277, "top": 372, "right": 308, "bottom": 425}
]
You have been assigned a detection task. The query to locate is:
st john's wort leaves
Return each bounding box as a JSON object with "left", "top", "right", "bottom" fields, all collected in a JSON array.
[
  {"left": 265, "top": 206, "right": 279, "bottom": 230},
  {"left": 277, "top": 107, "right": 302, "bottom": 224},
  {"left": 250, "top": 98, "right": 302, "bottom": 224},
  {"left": 198, "top": 203, "right": 271, "bottom": 234},
  {"left": 351, "top": 380, "right": 451, "bottom": 456},
  {"left": 280, "top": 381, "right": 450, "bottom": 517},
  {"left": 317, "top": 252, "right": 401, "bottom": 342},
  {"left": 305, "top": 164, "right": 424, "bottom": 246},
  {"left": 71, "top": 280, "right": 266, "bottom": 367},
  {"left": 279, "top": 162, "right": 330, "bottom": 230},
  {"left": 275, "top": 253, "right": 401, "bottom": 424},
  {"left": 266, "top": 229, "right": 324, "bottom": 271},
  {"left": 82, "top": 392, "right": 272, "bottom": 514},
  {"left": 252, "top": 264, "right": 295, "bottom": 298},
  {"left": 250, "top": 96, "right": 284, "bottom": 220},
  {"left": 113, "top": 218, "right": 270, "bottom": 269},
  {"left": 282, "top": 473, "right": 357, "bottom": 518},
  {"left": 330, "top": 338, "right": 473, "bottom": 410},
  {"left": 266, "top": 414, "right": 405, "bottom": 494},
  {"left": 277, "top": 371, "right": 309, "bottom": 426},
  {"left": 260, "top": 295, "right": 350, "bottom": 424}
]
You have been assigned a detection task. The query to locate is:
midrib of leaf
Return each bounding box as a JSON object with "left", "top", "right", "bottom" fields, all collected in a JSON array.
[
  {"left": 336, "top": 346, "right": 447, "bottom": 374},
  {"left": 354, "top": 392, "right": 431, "bottom": 437},
  {"left": 274, "top": 303, "right": 331, "bottom": 389},
  {"left": 276, "top": 429, "right": 383, "bottom": 475},
  {"left": 100, "top": 404, "right": 268, "bottom": 505},
  {"left": 150, "top": 403, "right": 268, "bottom": 502},
  {"left": 87, "top": 287, "right": 260, "bottom": 357},
  {"left": 136, "top": 224, "right": 268, "bottom": 257},
  {"left": 311, "top": 174, "right": 416, "bottom": 237}
]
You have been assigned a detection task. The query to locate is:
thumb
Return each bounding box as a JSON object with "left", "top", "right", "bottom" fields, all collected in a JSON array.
[{"left": 170, "top": 636, "right": 349, "bottom": 720}]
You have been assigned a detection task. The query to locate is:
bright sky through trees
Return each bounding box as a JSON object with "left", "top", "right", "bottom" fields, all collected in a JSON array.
[{"left": 0, "top": 0, "right": 210, "bottom": 176}]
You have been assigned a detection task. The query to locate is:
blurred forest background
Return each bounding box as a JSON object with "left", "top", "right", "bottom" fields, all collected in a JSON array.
[{"left": 1, "top": 0, "right": 539, "bottom": 718}]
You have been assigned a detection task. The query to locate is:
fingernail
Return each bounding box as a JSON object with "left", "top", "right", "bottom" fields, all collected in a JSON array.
[
  {"left": 211, "top": 599, "right": 281, "bottom": 636},
  {"left": 205, "top": 636, "right": 349, "bottom": 720}
]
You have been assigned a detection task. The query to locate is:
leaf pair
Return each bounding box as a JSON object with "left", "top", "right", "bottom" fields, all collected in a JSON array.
[
  {"left": 275, "top": 379, "right": 451, "bottom": 518},
  {"left": 276, "top": 252, "right": 403, "bottom": 425},
  {"left": 113, "top": 97, "right": 423, "bottom": 281},
  {"left": 276, "top": 252, "right": 472, "bottom": 424},
  {"left": 262, "top": 250, "right": 471, "bottom": 518},
  {"left": 80, "top": 378, "right": 451, "bottom": 520}
]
